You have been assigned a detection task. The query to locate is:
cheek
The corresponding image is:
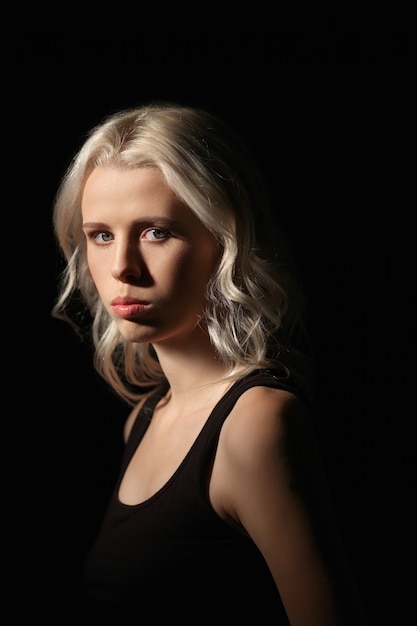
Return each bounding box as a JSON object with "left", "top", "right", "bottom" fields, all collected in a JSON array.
[
  {"left": 86, "top": 249, "right": 107, "bottom": 291},
  {"left": 170, "top": 246, "right": 218, "bottom": 299}
]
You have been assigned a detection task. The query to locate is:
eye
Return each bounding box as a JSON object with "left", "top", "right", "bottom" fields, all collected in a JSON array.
[
  {"left": 86, "top": 231, "right": 114, "bottom": 244},
  {"left": 142, "top": 228, "right": 171, "bottom": 241}
]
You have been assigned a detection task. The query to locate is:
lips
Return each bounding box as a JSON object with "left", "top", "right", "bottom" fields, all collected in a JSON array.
[{"left": 110, "top": 297, "right": 151, "bottom": 318}]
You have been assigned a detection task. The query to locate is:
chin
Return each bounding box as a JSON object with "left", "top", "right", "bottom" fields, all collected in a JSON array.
[{"left": 116, "top": 321, "right": 156, "bottom": 344}]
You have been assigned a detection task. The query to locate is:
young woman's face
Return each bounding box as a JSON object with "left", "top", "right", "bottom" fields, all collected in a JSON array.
[{"left": 81, "top": 166, "right": 220, "bottom": 346}]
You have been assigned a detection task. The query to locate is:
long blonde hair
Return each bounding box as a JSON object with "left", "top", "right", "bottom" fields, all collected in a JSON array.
[{"left": 52, "top": 102, "right": 313, "bottom": 405}]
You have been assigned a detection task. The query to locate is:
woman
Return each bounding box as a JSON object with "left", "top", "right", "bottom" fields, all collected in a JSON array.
[{"left": 52, "top": 102, "right": 368, "bottom": 624}]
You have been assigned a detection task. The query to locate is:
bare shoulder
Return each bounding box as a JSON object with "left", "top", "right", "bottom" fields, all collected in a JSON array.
[
  {"left": 123, "top": 398, "right": 146, "bottom": 442},
  {"left": 212, "top": 384, "right": 369, "bottom": 625},
  {"left": 211, "top": 381, "right": 332, "bottom": 532},
  {"left": 221, "top": 385, "right": 316, "bottom": 463}
]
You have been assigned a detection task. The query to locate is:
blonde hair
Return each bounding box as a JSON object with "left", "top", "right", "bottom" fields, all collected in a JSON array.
[{"left": 52, "top": 102, "right": 313, "bottom": 405}]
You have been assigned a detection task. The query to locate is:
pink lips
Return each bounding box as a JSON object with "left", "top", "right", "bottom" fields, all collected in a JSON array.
[{"left": 110, "top": 297, "right": 151, "bottom": 318}]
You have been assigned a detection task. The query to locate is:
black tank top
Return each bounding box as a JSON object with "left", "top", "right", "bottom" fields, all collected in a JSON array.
[{"left": 83, "top": 369, "right": 298, "bottom": 623}]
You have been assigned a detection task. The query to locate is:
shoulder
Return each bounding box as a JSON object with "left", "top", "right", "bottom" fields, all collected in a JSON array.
[
  {"left": 221, "top": 384, "right": 315, "bottom": 465},
  {"left": 123, "top": 398, "right": 146, "bottom": 442},
  {"left": 123, "top": 382, "right": 170, "bottom": 442},
  {"left": 211, "top": 382, "right": 324, "bottom": 528}
]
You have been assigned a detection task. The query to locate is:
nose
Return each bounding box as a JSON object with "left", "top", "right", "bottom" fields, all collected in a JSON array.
[{"left": 111, "top": 239, "right": 144, "bottom": 283}]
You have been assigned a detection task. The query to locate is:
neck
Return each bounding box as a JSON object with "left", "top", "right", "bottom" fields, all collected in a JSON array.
[{"left": 151, "top": 327, "right": 233, "bottom": 405}]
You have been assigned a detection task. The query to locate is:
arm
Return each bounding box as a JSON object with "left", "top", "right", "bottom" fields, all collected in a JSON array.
[{"left": 210, "top": 387, "right": 369, "bottom": 626}]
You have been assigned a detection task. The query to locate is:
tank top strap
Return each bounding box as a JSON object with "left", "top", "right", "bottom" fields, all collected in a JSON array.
[
  {"left": 197, "top": 368, "right": 301, "bottom": 455},
  {"left": 125, "top": 382, "right": 169, "bottom": 449},
  {"left": 217, "top": 368, "right": 298, "bottom": 416}
]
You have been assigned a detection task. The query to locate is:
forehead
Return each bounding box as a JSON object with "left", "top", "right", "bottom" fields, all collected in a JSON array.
[
  {"left": 82, "top": 166, "right": 186, "bottom": 218},
  {"left": 81, "top": 165, "right": 209, "bottom": 234},
  {"left": 82, "top": 165, "right": 171, "bottom": 203}
]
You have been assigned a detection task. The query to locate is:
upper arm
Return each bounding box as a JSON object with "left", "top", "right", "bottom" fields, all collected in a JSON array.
[{"left": 210, "top": 388, "right": 367, "bottom": 626}]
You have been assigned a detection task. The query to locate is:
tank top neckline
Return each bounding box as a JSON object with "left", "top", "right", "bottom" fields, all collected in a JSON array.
[{"left": 115, "top": 368, "right": 292, "bottom": 510}]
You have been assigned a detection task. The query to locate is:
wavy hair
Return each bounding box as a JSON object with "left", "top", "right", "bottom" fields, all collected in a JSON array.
[{"left": 52, "top": 102, "right": 313, "bottom": 405}]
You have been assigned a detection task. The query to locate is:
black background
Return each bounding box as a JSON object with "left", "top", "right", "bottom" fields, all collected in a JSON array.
[{"left": 33, "top": 27, "right": 415, "bottom": 624}]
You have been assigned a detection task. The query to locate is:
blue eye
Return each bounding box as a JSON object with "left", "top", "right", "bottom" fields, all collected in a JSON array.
[
  {"left": 94, "top": 231, "right": 113, "bottom": 243},
  {"left": 143, "top": 228, "right": 171, "bottom": 241}
]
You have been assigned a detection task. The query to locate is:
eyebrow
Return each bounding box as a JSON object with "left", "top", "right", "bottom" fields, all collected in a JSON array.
[{"left": 82, "top": 217, "right": 182, "bottom": 230}]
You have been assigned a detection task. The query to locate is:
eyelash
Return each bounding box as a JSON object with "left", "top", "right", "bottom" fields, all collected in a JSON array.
[
  {"left": 144, "top": 228, "right": 172, "bottom": 241},
  {"left": 86, "top": 228, "right": 172, "bottom": 244},
  {"left": 88, "top": 231, "right": 112, "bottom": 244}
]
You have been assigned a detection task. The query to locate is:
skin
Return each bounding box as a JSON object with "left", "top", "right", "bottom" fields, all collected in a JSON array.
[{"left": 81, "top": 165, "right": 366, "bottom": 626}]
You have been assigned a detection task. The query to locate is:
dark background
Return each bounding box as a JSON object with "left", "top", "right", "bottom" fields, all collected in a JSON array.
[{"left": 34, "top": 28, "right": 415, "bottom": 624}]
